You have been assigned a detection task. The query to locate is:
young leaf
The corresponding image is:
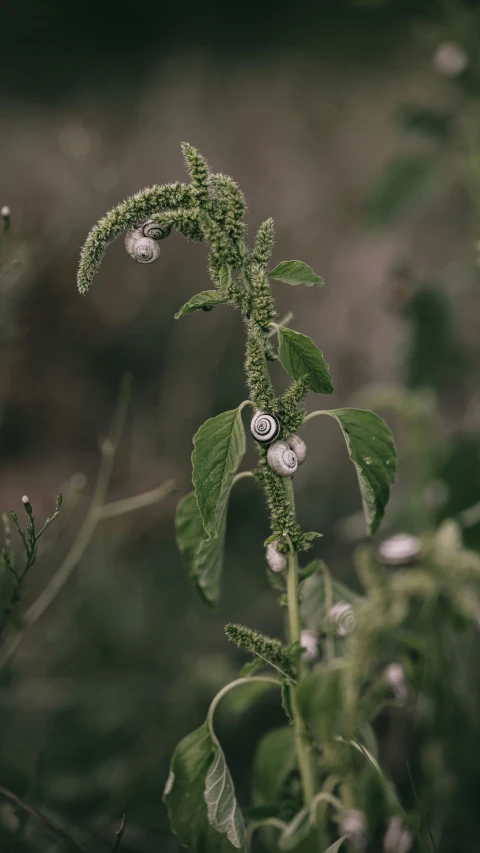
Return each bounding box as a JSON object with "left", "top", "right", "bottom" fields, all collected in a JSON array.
[
  {"left": 164, "top": 722, "right": 247, "bottom": 852},
  {"left": 278, "top": 328, "right": 333, "bottom": 395},
  {"left": 205, "top": 733, "right": 249, "bottom": 851},
  {"left": 269, "top": 260, "right": 324, "bottom": 288},
  {"left": 299, "top": 559, "right": 323, "bottom": 581},
  {"left": 175, "top": 290, "right": 229, "bottom": 318},
  {"left": 252, "top": 727, "right": 296, "bottom": 809},
  {"left": 192, "top": 406, "right": 247, "bottom": 538},
  {"left": 320, "top": 408, "right": 396, "bottom": 535},
  {"left": 175, "top": 491, "right": 227, "bottom": 609}
]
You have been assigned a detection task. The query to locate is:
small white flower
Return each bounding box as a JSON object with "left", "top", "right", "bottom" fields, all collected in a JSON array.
[
  {"left": 300, "top": 629, "right": 319, "bottom": 662},
  {"left": 383, "top": 816, "right": 413, "bottom": 853},
  {"left": 384, "top": 663, "right": 409, "bottom": 704},
  {"left": 1, "top": 205, "right": 11, "bottom": 218},
  {"left": 21, "top": 495, "right": 30, "bottom": 505},
  {"left": 340, "top": 809, "right": 367, "bottom": 851},
  {"left": 432, "top": 42, "right": 468, "bottom": 78},
  {"left": 377, "top": 533, "right": 421, "bottom": 566},
  {"left": 328, "top": 601, "right": 356, "bottom": 637}
]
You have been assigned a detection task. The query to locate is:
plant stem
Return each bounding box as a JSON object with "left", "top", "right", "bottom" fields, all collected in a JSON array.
[{"left": 284, "top": 479, "right": 316, "bottom": 805}]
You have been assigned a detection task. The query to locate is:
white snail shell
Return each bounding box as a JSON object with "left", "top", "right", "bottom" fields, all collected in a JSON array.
[
  {"left": 266, "top": 539, "right": 287, "bottom": 573},
  {"left": 142, "top": 219, "right": 171, "bottom": 240},
  {"left": 328, "top": 601, "right": 356, "bottom": 637},
  {"left": 383, "top": 817, "right": 413, "bottom": 853},
  {"left": 300, "top": 629, "right": 319, "bottom": 662},
  {"left": 377, "top": 533, "right": 421, "bottom": 566},
  {"left": 384, "top": 662, "right": 409, "bottom": 704},
  {"left": 340, "top": 810, "right": 367, "bottom": 852},
  {"left": 250, "top": 411, "right": 280, "bottom": 443},
  {"left": 125, "top": 229, "right": 161, "bottom": 264},
  {"left": 286, "top": 434, "right": 307, "bottom": 465},
  {"left": 267, "top": 440, "right": 298, "bottom": 477}
]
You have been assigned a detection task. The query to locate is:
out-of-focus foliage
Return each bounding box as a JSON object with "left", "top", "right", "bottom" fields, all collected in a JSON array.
[{"left": 1, "top": 0, "right": 480, "bottom": 851}]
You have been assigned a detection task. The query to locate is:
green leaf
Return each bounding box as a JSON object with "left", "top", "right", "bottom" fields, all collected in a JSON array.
[
  {"left": 192, "top": 406, "right": 247, "bottom": 538},
  {"left": 299, "top": 559, "right": 323, "bottom": 581},
  {"left": 269, "top": 260, "right": 324, "bottom": 287},
  {"left": 205, "top": 732, "right": 249, "bottom": 851},
  {"left": 175, "top": 290, "right": 228, "bottom": 319},
  {"left": 278, "top": 328, "right": 333, "bottom": 395},
  {"left": 322, "top": 408, "right": 396, "bottom": 535},
  {"left": 164, "top": 722, "right": 247, "bottom": 852},
  {"left": 175, "top": 491, "right": 227, "bottom": 609},
  {"left": 366, "top": 154, "right": 438, "bottom": 228},
  {"left": 253, "top": 727, "right": 296, "bottom": 808},
  {"left": 303, "top": 531, "right": 323, "bottom": 543},
  {"left": 323, "top": 837, "right": 348, "bottom": 853},
  {"left": 297, "top": 667, "right": 347, "bottom": 743},
  {"left": 218, "top": 265, "right": 231, "bottom": 294}
]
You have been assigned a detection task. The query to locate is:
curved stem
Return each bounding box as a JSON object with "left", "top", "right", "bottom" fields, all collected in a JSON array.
[{"left": 206, "top": 676, "right": 280, "bottom": 731}]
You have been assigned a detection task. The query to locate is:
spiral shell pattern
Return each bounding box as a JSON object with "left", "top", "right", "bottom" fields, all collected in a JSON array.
[
  {"left": 125, "top": 229, "right": 161, "bottom": 264},
  {"left": 328, "top": 601, "right": 356, "bottom": 637},
  {"left": 142, "top": 219, "right": 171, "bottom": 240},
  {"left": 286, "top": 434, "right": 307, "bottom": 465},
  {"left": 265, "top": 539, "right": 287, "bottom": 573},
  {"left": 267, "top": 440, "right": 298, "bottom": 477},
  {"left": 250, "top": 411, "right": 280, "bottom": 443}
]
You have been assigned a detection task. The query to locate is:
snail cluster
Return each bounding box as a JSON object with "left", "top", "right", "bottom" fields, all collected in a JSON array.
[
  {"left": 327, "top": 601, "right": 356, "bottom": 637},
  {"left": 125, "top": 219, "right": 171, "bottom": 264},
  {"left": 250, "top": 411, "right": 307, "bottom": 477}
]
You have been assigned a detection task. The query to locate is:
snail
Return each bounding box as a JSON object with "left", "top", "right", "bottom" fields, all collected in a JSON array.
[
  {"left": 339, "top": 810, "right": 367, "bottom": 853},
  {"left": 125, "top": 229, "right": 161, "bottom": 264},
  {"left": 384, "top": 662, "right": 409, "bottom": 704},
  {"left": 286, "top": 434, "right": 307, "bottom": 465},
  {"left": 327, "top": 601, "right": 356, "bottom": 637},
  {"left": 300, "top": 629, "right": 319, "bottom": 662},
  {"left": 125, "top": 219, "right": 171, "bottom": 264},
  {"left": 250, "top": 411, "right": 280, "bottom": 444},
  {"left": 377, "top": 533, "right": 421, "bottom": 566},
  {"left": 383, "top": 817, "right": 413, "bottom": 853},
  {"left": 265, "top": 539, "right": 287, "bottom": 573},
  {"left": 267, "top": 440, "right": 298, "bottom": 477},
  {"left": 142, "top": 219, "right": 171, "bottom": 240}
]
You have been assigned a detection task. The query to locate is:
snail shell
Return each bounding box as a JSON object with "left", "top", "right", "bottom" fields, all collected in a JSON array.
[
  {"left": 286, "top": 434, "right": 307, "bottom": 465},
  {"left": 267, "top": 440, "right": 298, "bottom": 477},
  {"left": 327, "top": 601, "right": 356, "bottom": 637},
  {"left": 377, "top": 533, "right": 421, "bottom": 566},
  {"left": 250, "top": 411, "right": 280, "bottom": 444},
  {"left": 265, "top": 539, "right": 287, "bottom": 573},
  {"left": 384, "top": 816, "right": 413, "bottom": 853},
  {"left": 340, "top": 810, "right": 367, "bottom": 852},
  {"left": 300, "top": 629, "right": 319, "bottom": 662},
  {"left": 142, "top": 219, "right": 171, "bottom": 240},
  {"left": 125, "top": 229, "right": 161, "bottom": 264}
]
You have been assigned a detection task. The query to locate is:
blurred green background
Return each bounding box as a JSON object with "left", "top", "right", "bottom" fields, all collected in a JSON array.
[{"left": 1, "top": 0, "right": 480, "bottom": 850}]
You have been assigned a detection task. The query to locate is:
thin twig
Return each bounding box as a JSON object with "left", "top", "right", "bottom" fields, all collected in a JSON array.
[
  {"left": 98, "top": 481, "right": 175, "bottom": 519},
  {"left": 0, "top": 786, "right": 88, "bottom": 853},
  {"left": 0, "top": 375, "right": 174, "bottom": 670},
  {"left": 111, "top": 814, "right": 126, "bottom": 852}
]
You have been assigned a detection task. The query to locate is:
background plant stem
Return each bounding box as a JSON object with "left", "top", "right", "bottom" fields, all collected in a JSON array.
[{"left": 284, "top": 478, "right": 316, "bottom": 805}]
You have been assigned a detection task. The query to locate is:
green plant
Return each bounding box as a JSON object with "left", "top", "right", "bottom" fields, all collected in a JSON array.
[{"left": 77, "top": 143, "right": 402, "bottom": 852}]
